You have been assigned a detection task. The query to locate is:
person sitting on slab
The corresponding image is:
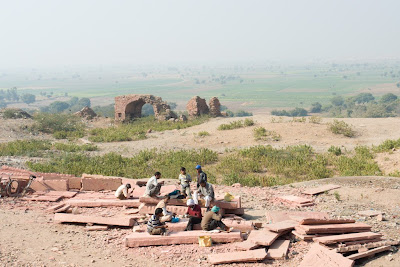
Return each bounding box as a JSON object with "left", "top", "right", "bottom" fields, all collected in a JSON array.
[
  {"left": 155, "top": 195, "right": 174, "bottom": 222},
  {"left": 144, "top": 172, "right": 162, "bottom": 197},
  {"left": 147, "top": 208, "right": 168, "bottom": 235},
  {"left": 114, "top": 183, "right": 133, "bottom": 200},
  {"left": 185, "top": 198, "right": 202, "bottom": 231},
  {"left": 178, "top": 167, "right": 192, "bottom": 197},
  {"left": 193, "top": 180, "right": 214, "bottom": 211},
  {"left": 201, "top": 206, "right": 233, "bottom": 232}
]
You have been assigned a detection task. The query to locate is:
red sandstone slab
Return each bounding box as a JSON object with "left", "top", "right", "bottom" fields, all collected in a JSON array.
[
  {"left": 266, "top": 239, "right": 290, "bottom": 259},
  {"left": 166, "top": 219, "right": 254, "bottom": 232},
  {"left": 43, "top": 179, "right": 69, "bottom": 191},
  {"left": 224, "top": 208, "right": 244, "bottom": 215},
  {"left": 47, "top": 203, "right": 66, "bottom": 212},
  {"left": 54, "top": 204, "right": 71, "bottom": 213},
  {"left": 23, "top": 195, "right": 62, "bottom": 202},
  {"left": 140, "top": 196, "right": 240, "bottom": 209},
  {"left": 67, "top": 199, "right": 141, "bottom": 208},
  {"left": 303, "top": 184, "right": 341, "bottom": 195},
  {"left": 81, "top": 174, "right": 122, "bottom": 191},
  {"left": 208, "top": 248, "right": 267, "bottom": 265},
  {"left": 265, "top": 210, "right": 329, "bottom": 223},
  {"left": 297, "top": 223, "right": 371, "bottom": 234},
  {"left": 346, "top": 245, "right": 391, "bottom": 260},
  {"left": 85, "top": 225, "right": 109, "bottom": 231},
  {"left": 299, "top": 243, "right": 354, "bottom": 267},
  {"left": 46, "top": 191, "right": 77, "bottom": 198},
  {"left": 30, "top": 179, "right": 51, "bottom": 192},
  {"left": 235, "top": 239, "right": 261, "bottom": 251},
  {"left": 125, "top": 231, "right": 242, "bottom": 247},
  {"left": 299, "top": 218, "right": 355, "bottom": 225},
  {"left": 54, "top": 213, "right": 135, "bottom": 227},
  {"left": 278, "top": 195, "right": 313, "bottom": 204},
  {"left": 313, "top": 232, "right": 382, "bottom": 245},
  {"left": 292, "top": 230, "right": 318, "bottom": 241},
  {"left": 265, "top": 220, "right": 297, "bottom": 233}
]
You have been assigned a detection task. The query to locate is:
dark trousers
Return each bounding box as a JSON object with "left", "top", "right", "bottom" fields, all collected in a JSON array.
[
  {"left": 186, "top": 217, "right": 202, "bottom": 231},
  {"left": 208, "top": 219, "right": 227, "bottom": 231}
]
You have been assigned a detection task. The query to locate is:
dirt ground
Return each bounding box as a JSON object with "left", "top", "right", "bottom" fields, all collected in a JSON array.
[{"left": 1, "top": 176, "right": 400, "bottom": 267}]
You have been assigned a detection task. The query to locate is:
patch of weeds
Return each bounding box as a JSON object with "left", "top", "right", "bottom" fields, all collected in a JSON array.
[
  {"left": 308, "top": 116, "right": 322, "bottom": 124},
  {"left": 328, "top": 120, "right": 356, "bottom": 137},
  {"left": 372, "top": 138, "right": 400, "bottom": 152},
  {"left": 198, "top": 131, "right": 210, "bottom": 137},
  {"left": 218, "top": 119, "right": 254, "bottom": 130},
  {"left": 328, "top": 146, "right": 342, "bottom": 156},
  {"left": 253, "top": 127, "right": 281, "bottom": 141},
  {"left": 291, "top": 117, "right": 306, "bottom": 123},
  {"left": 334, "top": 191, "right": 341, "bottom": 201}
]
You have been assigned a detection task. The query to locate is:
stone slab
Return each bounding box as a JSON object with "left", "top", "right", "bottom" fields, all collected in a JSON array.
[
  {"left": 81, "top": 175, "right": 121, "bottom": 191},
  {"left": 266, "top": 239, "right": 290, "bottom": 259},
  {"left": 346, "top": 245, "right": 391, "bottom": 260},
  {"left": 303, "top": 184, "right": 341, "bottom": 195},
  {"left": 299, "top": 243, "right": 354, "bottom": 267},
  {"left": 85, "top": 225, "right": 109, "bottom": 231},
  {"left": 54, "top": 213, "right": 136, "bottom": 227},
  {"left": 46, "top": 191, "right": 77, "bottom": 198},
  {"left": 299, "top": 218, "right": 355, "bottom": 225},
  {"left": 67, "top": 199, "right": 141, "bottom": 208},
  {"left": 125, "top": 231, "right": 242, "bottom": 247},
  {"left": 23, "top": 195, "right": 63, "bottom": 202},
  {"left": 138, "top": 203, "right": 213, "bottom": 216},
  {"left": 54, "top": 204, "right": 71, "bottom": 213},
  {"left": 265, "top": 210, "right": 329, "bottom": 223},
  {"left": 166, "top": 219, "right": 254, "bottom": 232},
  {"left": 265, "top": 220, "right": 297, "bottom": 233},
  {"left": 297, "top": 223, "right": 371, "bottom": 234},
  {"left": 336, "top": 240, "right": 400, "bottom": 253},
  {"left": 314, "top": 232, "right": 382, "bottom": 245},
  {"left": 278, "top": 195, "right": 314, "bottom": 204},
  {"left": 358, "top": 210, "right": 383, "bottom": 217},
  {"left": 208, "top": 248, "right": 267, "bottom": 265},
  {"left": 43, "top": 179, "right": 69, "bottom": 191}
]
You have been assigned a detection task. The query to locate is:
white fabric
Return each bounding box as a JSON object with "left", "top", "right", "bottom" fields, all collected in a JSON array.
[
  {"left": 115, "top": 184, "right": 130, "bottom": 198},
  {"left": 193, "top": 191, "right": 199, "bottom": 205},
  {"left": 145, "top": 176, "right": 158, "bottom": 196},
  {"left": 205, "top": 196, "right": 212, "bottom": 207},
  {"left": 193, "top": 192, "right": 211, "bottom": 207},
  {"left": 186, "top": 198, "right": 195, "bottom": 206}
]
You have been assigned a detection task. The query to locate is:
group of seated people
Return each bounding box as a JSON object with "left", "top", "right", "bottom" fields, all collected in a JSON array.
[{"left": 114, "top": 165, "right": 232, "bottom": 236}]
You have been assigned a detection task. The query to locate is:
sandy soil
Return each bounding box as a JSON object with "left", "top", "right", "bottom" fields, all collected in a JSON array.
[{"left": 1, "top": 176, "right": 400, "bottom": 267}]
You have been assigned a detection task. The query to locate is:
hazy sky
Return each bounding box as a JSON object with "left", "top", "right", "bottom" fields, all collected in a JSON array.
[{"left": 1, "top": 0, "right": 399, "bottom": 67}]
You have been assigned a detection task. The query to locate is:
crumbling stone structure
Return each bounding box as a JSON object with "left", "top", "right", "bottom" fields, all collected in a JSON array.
[
  {"left": 186, "top": 96, "right": 222, "bottom": 117},
  {"left": 209, "top": 97, "right": 222, "bottom": 117},
  {"left": 75, "top": 106, "right": 97, "bottom": 119},
  {"left": 114, "top": 94, "right": 176, "bottom": 121},
  {"left": 186, "top": 96, "right": 210, "bottom": 117}
]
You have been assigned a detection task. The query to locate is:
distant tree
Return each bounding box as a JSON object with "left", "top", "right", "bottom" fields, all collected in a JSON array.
[
  {"left": 78, "top": 98, "right": 91, "bottom": 108},
  {"left": 141, "top": 104, "right": 155, "bottom": 116},
  {"left": 353, "top": 93, "right": 375, "bottom": 104},
  {"left": 310, "top": 102, "right": 322, "bottom": 113},
  {"left": 331, "top": 96, "right": 344, "bottom": 106},
  {"left": 220, "top": 105, "right": 228, "bottom": 111},
  {"left": 380, "top": 93, "right": 398, "bottom": 103},
  {"left": 68, "top": 96, "right": 79, "bottom": 106},
  {"left": 396, "top": 82, "right": 400, "bottom": 88},
  {"left": 21, "top": 93, "right": 36, "bottom": 104},
  {"left": 0, "top": 99, "right": 7, "bottom": 108},
  {"left": 48, "top": 101, "right": 70, "bottom": 113},
  {"left": 167, "top": 102, "right": 177, "bottom": 110}
]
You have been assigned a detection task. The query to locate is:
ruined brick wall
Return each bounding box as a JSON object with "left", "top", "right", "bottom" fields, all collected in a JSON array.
[
  {"left": 209, "top": 97, "right": 222, "bottom": 117},
  {"left": 114, "top": 94, "right": 174, "bottom": 121},
  {"left": 186, "top": 96, "right": 209, "bottom": 117}
]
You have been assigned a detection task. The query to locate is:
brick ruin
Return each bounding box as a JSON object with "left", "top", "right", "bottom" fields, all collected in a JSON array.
[
  {"left": 114, "top": 94, "right": 222, "bottom": 121},
  {"left": 114, "top": 94, "right": 176, "bottom": 121}
]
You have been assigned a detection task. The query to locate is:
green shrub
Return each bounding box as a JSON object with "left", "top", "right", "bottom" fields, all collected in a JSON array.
[
  {"left": 328, "top": 120, "right": 356, "bottom": 137},
  {"left": 308, "top": 116, "right": 322, "bottom": 124},
  {"left": 198, "top": 131, "right": 210, "bottom": 137},
  {"left": 27, "top": 148, "right": 218, "bottom": 178},
  {"left": 218, "top": 119, "right": 254, "bottom": 130},
  {"left": 328, "top": 146, "right": 342, "bottom": 156},
  {"left": 52, "top": 143, "right": 98, "bottom": 152},
  {"left": 373, "top": 138, "right": 400, "bottom": 152},
  {"left": 253, "top": 127, "right": 281, "bottom": 141},
  {"left": 0, "top": 140, "right": 51, "bottom": 157},
  {"left": 30, "top": 113, "right": 85, "bottom": 139},
  {"left": 271, "top": 108, "right": 308, "bottom": 117},
  {"left": 89, "top": 116, "right": 209, "bottom": 142}
]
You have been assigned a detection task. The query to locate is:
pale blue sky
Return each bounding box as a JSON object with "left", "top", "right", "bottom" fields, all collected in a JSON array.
[{"left": 0, "top": 0, "right": 399, "bottom": 67}]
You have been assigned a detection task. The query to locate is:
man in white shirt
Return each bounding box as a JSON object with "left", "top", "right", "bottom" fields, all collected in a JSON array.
[
  {"left": 115, "top": 183, "right": 133, "bottom": 200},
  {"left": 155, "top": 195, "right": 174, "bottom": 222},
  {"left": 178, "top": 167, "right": 192, "bottom": 197},
  {"left": 144, "top": 172, "right": 162, "bottom": 197}
]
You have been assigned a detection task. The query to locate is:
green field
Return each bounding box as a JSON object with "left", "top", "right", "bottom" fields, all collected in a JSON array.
[{"left": 1, "top": 62, "right": 400, "bottom": 109}]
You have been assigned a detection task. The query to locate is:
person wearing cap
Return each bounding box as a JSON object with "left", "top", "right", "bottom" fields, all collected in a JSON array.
[
  {"left": 144, "top": 172, "right": 162, "bottom": 197},
  {"left": 115, "top": 183, "right": 133, "bottom": 200},
  {"left": 193, "top": 180, "right": 214, "bottom": 211},
  {"left": 185, "top": 198, "right": 202, "bottom": 231},
  {"left": 178, "top": 167, "right": 192, "bottom": 197},
  {"left": 195, "top": 165, "right": 207, "bottom": 188},
  {"left": 201, "top": 206, "right": 232, "bottom": 232}
]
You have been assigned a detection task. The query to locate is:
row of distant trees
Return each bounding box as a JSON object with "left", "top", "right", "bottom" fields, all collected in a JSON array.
[
  {"left": 40, "top": 97, "right": 91, "bottom": 113},
  {"left": 0, "top": 87, "right": 37, "bottom": 107}
]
